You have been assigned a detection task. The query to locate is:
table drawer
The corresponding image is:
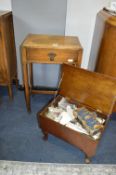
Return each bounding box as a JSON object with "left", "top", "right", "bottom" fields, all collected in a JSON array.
[{"left": 26, "top": 48, "right": 82, "bottom": 65}]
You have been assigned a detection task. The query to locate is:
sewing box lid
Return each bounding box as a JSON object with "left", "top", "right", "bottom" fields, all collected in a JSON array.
[{"left": 59, "top": 64, "right": 116, "bottom": 117}]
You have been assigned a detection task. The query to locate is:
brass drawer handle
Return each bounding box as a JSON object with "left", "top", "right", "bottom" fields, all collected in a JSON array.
[
  {"left": 48, "top": 52, "right": 56, "bottom": 61},
  {"left": 67, "top": 58, "right": 74, "bottom": 63}
]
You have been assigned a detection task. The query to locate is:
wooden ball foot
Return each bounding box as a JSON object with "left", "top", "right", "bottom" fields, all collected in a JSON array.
[
  {"left": 42, "top": 131, "right": 48, "bottom": 141},
  {"left": 85, "top": 155, "right": 91, "bottom": 164}
]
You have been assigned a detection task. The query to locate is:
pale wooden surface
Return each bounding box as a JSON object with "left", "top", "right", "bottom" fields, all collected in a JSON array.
[{"left": 22, "top": 34, "right": 82, "bottom": 50}]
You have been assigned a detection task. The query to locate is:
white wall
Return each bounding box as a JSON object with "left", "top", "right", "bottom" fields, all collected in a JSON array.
[
  {"left": 0, "top": 0, "right": 11, "bottom": 10},
  {"left": 12, "top": 0, "right": 67, "bottom": 87},
  {"left": 65, "top": 0, "right": 109, "bottom": 69},
  {"left": 0, "top": 0, "right": 110, "bottom": 86}
]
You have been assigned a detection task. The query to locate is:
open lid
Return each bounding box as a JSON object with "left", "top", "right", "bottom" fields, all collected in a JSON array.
[{"left": 59, "top": 64, "right": 116, "bottom": 116}]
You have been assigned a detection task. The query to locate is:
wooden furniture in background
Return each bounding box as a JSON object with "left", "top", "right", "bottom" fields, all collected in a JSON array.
[
  {"left": 21, "top": 34, "right": 83, "bottom": 112},
  {"left": 0, "top": 11, "right": 17, "bottom": 99},
  {"left": 37, "top": 64, "right": 116, "bottom": 163},
  {"left": 90, "top": 9, "right": 116, "bottom": 77}
]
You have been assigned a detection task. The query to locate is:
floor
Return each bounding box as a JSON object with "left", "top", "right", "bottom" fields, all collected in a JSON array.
[
  {"left": 0, "top": 160, "right": 116, "bottom": 175},
  {"left": 0, "top": 86, "right": 116, "bottom": 164}
]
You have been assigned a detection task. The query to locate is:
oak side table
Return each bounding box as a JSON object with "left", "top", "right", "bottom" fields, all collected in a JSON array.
[{"left": 21, "top": 34, "right": 83, "bottom": 112}]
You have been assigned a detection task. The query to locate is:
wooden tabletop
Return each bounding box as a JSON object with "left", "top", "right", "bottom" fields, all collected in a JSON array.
[{"left": 22, "top": 34, "right": 82, "bottom": 50}]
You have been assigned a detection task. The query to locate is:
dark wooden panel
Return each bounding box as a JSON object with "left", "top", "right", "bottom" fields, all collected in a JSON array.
[
  {"left": 3, "top": 12, "right": 17, "bottom": 79},
  {"left": 94, "top": 10, "right": 116, "bottom": 78},
  {"left": 59, "top": 64, "right": 116, "bottom": 116},
  {"left": 0, "top": 19, "right": 7, "bottom": 83},
  {"left": 0, "top": 11, "right": 17, "bottom": 98},
  {"left": 39, "top": 114, "right": 98, "bottom": 158}
]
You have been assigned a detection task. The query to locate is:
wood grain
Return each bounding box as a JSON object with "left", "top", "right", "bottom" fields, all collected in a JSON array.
[
  {"left": 0, "top": 11, "right": 17, "bottom": 99},
  {"left": 94, "top": 10, "right": 116, "bottom": 77},
  {"left": 60, "top": 64, "right": 116, "bottom": 116},
  {"left": 37, "top": 64, "right": 116, "bottom": 162},
  {"left": 21, "top": 34, "right": 83, "bottom": 111}
]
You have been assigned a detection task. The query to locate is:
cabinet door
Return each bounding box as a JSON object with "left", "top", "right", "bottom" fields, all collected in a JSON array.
[
  {"left": 94, "top": 10, "right": 116, "bottom": 78},
  {"left": 95, "top": 23, "right": 116, "bottom": 77},
  {"left": 3, "top": 13, "right": 17, "bottom": 79},
  {"left": 0, "top": 23, "right": 7, "bottom": 84}
]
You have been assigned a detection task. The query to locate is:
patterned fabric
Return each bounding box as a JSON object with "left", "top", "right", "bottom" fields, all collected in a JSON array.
[{"left": 77, "top": 107, "right": 104, "bottom": 136}]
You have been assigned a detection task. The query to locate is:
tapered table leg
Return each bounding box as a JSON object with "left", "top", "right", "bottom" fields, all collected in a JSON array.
[
  {"left": 22, "top": 47, "right": 31, "bottom": 112},
  {"left": 23, "top": 63, "right": 31, "bottom": 112},
  {"left": 8, "top": 83, "right": 13, "bottom": 100},
  {"left": 29, "top": 63, "right": 33, "bottom": 92}
]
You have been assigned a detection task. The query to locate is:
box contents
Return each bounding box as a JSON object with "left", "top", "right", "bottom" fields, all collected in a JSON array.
[
  {"left": 75, "top": 107, "right": 105, "bottom": 136},
  {"left": 46, "top": 97, "right": 105, "bottom": 140}
]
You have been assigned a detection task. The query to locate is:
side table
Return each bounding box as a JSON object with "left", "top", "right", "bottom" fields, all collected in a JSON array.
[{"left": 21, "top": 34, "right": 83, "bottom": 112}]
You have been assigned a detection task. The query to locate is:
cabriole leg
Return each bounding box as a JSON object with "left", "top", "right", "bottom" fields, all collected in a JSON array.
[
  {"left": 84, "top": 154, "right": 91, "bottom": 164},
  {"left": 42, "top": 131, "right": 48, "bottom": 141}
]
